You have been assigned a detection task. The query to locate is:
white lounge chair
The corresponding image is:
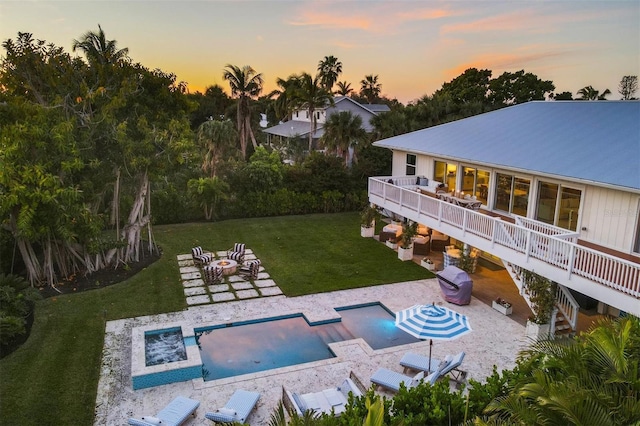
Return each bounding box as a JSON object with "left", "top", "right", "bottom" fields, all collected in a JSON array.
[
  {"left": 370, "top": 368, "right": 438, "bottom": 393},
  {"left": 284, "top": 377, "right": 364, "bottom": 417},
  {"left": 205, "top": 389, "right": 260, "bottom": 424},
  {"left": 128, "top": 396, "right": 199, "bottom": 426},
  {"left": 400, "top": 351, "right": 466, "bottom": 383}
]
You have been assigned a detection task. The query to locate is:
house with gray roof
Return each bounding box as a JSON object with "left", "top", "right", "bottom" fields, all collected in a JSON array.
[
  {"left": 368, "top": 101, "right": 640, "bottom": 329},
  {"left": 263, "top": 96, "right": 389, "bottom": 148}
]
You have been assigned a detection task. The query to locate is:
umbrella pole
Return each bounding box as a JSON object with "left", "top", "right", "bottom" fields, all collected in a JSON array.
[{"left": 428, "top": 339, "right": 433, "bottom": 372}]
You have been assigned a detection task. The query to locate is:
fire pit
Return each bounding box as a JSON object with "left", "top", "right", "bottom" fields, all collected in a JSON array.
[{"left": 210, "top": 259, "right": 238, "bottom": 275}]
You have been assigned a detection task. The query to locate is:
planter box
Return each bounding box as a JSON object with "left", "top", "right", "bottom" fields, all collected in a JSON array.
[
  {"left": 360, "top": 226, "right": 375, "bottom": 238},
  {"left": 421, "top": 259, "right": 435, "bottom": 271},
  {"left": 492, "top": 300, "right": 512, "bottom": 316},
  {"left": 525, "top": 320, "right": 551, "bottom": 340},
  {"left": 398, "top": 246, "right": 413, "bottom": 261},
  {"left": 385, "top": 240, "right": 397, "bottom": 249}
]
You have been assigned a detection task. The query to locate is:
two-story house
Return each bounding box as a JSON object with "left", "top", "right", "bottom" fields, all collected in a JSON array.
[
  {"left": 263, "top": 96, "right": 390, "bottom": 150},
  {"left": 368, "top": 101, "right": 640, "bottom": 327}
]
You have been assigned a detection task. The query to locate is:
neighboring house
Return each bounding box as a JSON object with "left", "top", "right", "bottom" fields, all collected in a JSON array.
[
  {"left": 263, "top": 96, "right": 390, "bottom": 148},
  {"left": 368, "top": 101, "right": 640, "bottom": 326}
]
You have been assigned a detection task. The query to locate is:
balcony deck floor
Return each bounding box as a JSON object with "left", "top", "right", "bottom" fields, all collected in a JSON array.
[{"left": 402, "top": 242, "right": 608, "bottom": 334}]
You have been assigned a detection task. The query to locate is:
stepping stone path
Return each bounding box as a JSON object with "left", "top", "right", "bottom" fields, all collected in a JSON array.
[{"left": 177, "top": 248, "right": 283, "bottom": 305}]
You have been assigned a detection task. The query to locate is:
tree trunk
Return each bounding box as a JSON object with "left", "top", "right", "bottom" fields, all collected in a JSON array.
[{"left": 121, "top": 171, "right": 154, "bottom": 263}]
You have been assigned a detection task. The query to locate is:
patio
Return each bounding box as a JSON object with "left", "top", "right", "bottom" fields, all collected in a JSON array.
[{"left": 95, "top": 277, "right": 529, "bottom": 425}]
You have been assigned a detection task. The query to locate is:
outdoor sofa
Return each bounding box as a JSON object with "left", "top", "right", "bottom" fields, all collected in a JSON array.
[{"left": 283, "top": 375, "right": 365, "bottom": 417}]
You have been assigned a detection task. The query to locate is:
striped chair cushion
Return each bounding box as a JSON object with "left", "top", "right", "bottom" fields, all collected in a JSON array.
[
  {"left": 192, "top": 246, "right": 204, "bottom": 256},
  {"left": 232, "top": 243, "right": 245, "bottom": 253},
  {"left": 228, "top": 251, "right": 244, "bottom": 262}
]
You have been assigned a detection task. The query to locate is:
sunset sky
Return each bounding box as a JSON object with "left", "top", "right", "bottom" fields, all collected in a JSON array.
[{"left": 1, "top": 1, "right": 638, "bottom": 104}]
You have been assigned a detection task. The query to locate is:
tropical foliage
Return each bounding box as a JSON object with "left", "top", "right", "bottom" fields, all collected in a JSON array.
[{"left": 485, "top": 316, "right": 640, "bottom": 425}]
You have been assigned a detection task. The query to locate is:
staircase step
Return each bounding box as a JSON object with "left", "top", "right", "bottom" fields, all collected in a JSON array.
[{"left": 555, "top": 324, "right": 571, "bottom": 331}]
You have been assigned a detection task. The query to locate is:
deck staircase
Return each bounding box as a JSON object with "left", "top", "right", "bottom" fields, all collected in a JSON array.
[{"left": 503, "top": 261, "right": 579, "bottom": 339}]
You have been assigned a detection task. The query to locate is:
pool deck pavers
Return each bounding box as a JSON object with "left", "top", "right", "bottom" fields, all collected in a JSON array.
[{"left": 95, "top": 272, "right": 529, "bottom": 426}]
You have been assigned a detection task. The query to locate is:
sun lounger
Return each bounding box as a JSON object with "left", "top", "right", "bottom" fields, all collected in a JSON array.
[
  {"left": 128, "top": 396, "right": 200, "bottom": 426},
  {"left": 400, "top": 351, "right": 466, "bottom": 383},
  {"left": 283, "top": 376, "right": 365, "bottom": 417},
  {"left": 205, "top": 389, "right": 260, "bottom": 424},
  {"left": 370, "top": 368, "right": 438, "bottom": 393}
]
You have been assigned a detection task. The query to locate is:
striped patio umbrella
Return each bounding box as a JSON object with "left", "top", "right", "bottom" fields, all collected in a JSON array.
[{"left": 395, "top": 304, "right": 472, "bottom": 371}]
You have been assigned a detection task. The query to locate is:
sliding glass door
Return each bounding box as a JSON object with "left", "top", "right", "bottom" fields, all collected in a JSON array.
[{"left": 536, "top": 181, "right": 581, "bottom": 231}]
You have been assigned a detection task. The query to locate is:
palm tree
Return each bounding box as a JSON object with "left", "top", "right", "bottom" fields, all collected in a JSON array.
[
  {"left": 198, "top": 119, "right": 237, "bottom": 177},
  {"left": 72, "top": 24, "right": 129, "bottom": 67},
  {"left": 360, "top": 75, "right": 381, "bottom": 103},
  {"left": 577, "top": 85, "right": 611, "bottom": 100},
  {"left": 335, "top": 81, "right": 353, "bottom": 96},
  {"left": 317, "top": 55, "right": 343, "bottom": 92},
  {"left": 484, "top": 316, "right": 640, "bottom": 425},
  {"left": 321, "top": 111, "right": 367, "bottom": 166},
  {"left": 268, "top": 74, "right": 301, "bottom": 122},
  {"left": 291, "top": 73, "right": 334, "bottom": 152},
  {"left": 222, "top": 64, "right": 264, "bottom": 159}
]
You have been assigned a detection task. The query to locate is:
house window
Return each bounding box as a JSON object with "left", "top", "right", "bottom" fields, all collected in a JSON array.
[
  {"left": 295, "top": 111, "right": 299, "bottom": 118},
  {"left": 316, "top": 111, "right": 321, "bottom": 120},
  {"left": 434, "top": 161, "right": 457, "bottom": 190},
  {"left": 495, "top": 173, "right": 530, "bottom": 216},
  {"left": 536, "top": 181, "right": 581, "bottom": 231},
  {"left": 406, "top": 154, "right": 416, "bottom": 176},
  {"left": 462, "top": 166, "right": 490, "bottom": 205}
]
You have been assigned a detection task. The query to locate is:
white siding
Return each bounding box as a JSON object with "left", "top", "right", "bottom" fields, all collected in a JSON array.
[
  {"left": 388, "top": 151, "right": 640, "bottom": 255},
  {"left": 581, "top": 185, "right": 640, "bottom": 254},
  {"left": 392, "top": 151, "right": 406, "bottom": 175}
]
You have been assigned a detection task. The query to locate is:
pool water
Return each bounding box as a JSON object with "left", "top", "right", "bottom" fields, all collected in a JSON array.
[{"left": 196, "top": 303, "right": 420, "bottom": 381}]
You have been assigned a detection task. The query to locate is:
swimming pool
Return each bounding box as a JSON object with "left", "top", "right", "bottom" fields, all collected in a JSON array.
[{"left": 195, "top": 303, "right": 420, "bottom": 381}]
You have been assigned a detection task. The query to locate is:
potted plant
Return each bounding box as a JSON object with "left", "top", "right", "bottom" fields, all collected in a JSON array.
[
  {"left": 492, "top": 297, "right": 512, "bottom": 315},
  {"left": 420, "top": 257, "right": 435, "bottom": 271},
  {"left": 398, "top": 221, "right": 418, "bottom": 261},
  {"left": 385, "top": 236, "right": 398, "bottom": 249},
  {"left": 521, "top": 270, "right": 557, "bottom": 339},
  {"left": 360, "top": 204, "right": 379, "bottom": 238}
]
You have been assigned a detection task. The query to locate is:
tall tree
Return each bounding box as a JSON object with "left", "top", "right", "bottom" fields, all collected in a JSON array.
[
  {"left": 360, "top": 74, "right": 381, "bottom": 103},
  {"left": 488, "top": 70, "right": 555, "bottom": 106},
  {"left": 72, "top": 24, "right": 129, "bottom": 67},
  {"left": 267, "top": 74, "right": 301, "bottom": 122},
  {"left": 198, "top": 119, "right": 237, "bottom": 177},
  {"left": 618, "top": 75, "right": 638, "bottom": 100},
  {"left": 320, "top": 111, "right": 368, "bottom": 166},
  {"left": 187, "top": 84, "right": 233, "bottom": 129},
  {"left": 335, "top": 81, "right": 353, "bottom": 96},
  {"left": 436, "top": 67, "right": 492, "bottom": 105},
  {"left": 317, "top": 55, "right": 342, "bottom": 92},
  {"left": 291, "top": 73, "right": 333, "bottom": 152},
  {"left": 222, "top": 64, "right": 264, "bottom": 159},
  {"left": 577, "top": 85, "right": 611, "bottom": 100}
]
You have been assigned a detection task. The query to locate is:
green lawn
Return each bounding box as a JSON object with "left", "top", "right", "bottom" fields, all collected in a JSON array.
[{"left": 0, "top": 212, "right": 432, "bottom": 426}]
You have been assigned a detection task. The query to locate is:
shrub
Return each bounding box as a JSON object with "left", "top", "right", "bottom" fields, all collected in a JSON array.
[{"left": 0, "top": 274, "right": 41, "bottom": 351}]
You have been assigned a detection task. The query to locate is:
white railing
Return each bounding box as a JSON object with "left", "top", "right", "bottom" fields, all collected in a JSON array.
[
  {"left": 369, "top": 177, "right": 640, "bottom": 301},
  {"left": 555, "top": 285, "right": 579, "bottom": 331}
]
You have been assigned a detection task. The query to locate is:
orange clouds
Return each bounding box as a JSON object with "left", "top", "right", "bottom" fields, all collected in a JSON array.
[{"left": 288, "top": 3, "right": 454, "bottom": 34}]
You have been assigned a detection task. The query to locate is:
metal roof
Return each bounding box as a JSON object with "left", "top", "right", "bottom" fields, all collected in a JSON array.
[
  {"left": 262, "top": 120, "right": 322, "bottom": 138},
  {"left": 373, "top": 101, "right": 640, "bottom": 191}
]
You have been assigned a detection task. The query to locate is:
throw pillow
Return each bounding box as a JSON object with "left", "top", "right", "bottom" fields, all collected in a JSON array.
[
  {"left": 141, "top": 416, "right": 162, "bottom": 425},
  {"left": 218, "top": 407, "right": 237, "bottom": 418}
]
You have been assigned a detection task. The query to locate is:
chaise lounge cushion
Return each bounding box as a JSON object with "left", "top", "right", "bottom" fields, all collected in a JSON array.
[{"left": 128, "top": 396, "right": 200, "bottom": 426}]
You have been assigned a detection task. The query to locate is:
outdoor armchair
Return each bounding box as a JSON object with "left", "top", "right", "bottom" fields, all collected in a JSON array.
[
  {"left": 191, "top": 246, "right": 213, "bottom": 266},
  {"left": 227, "top": 243, "right": 246, "bottom": 262},
  {"left": 283, "top": 374, "right": 365, "bottom": 417},
  {"left": 203, "top": 265, "right": 224, "bottom": 285}
]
